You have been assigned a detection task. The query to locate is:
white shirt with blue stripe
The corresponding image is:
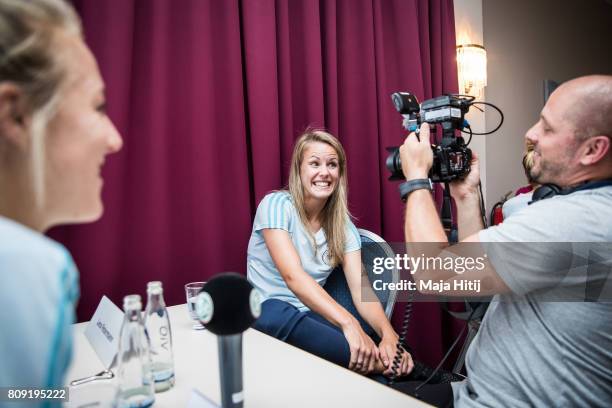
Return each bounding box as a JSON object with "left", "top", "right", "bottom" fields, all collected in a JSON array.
[
  {"left": 247, "top": 191, "right": 361, "bottom": 312},
  {"left": 0, "top": 216, "right": 79, "bottom": 405}
]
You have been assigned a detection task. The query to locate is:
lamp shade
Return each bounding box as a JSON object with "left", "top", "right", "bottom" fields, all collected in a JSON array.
[{"left": 457, "top": 44, "right": 487, "bottom": 97}]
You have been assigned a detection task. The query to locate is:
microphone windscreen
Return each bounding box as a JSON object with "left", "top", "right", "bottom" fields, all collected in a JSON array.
[{"left": 196, "top": 272, "right": 260, "bottom": 335}]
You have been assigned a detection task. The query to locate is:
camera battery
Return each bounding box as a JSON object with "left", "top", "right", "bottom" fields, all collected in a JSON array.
[{"left": 422, "top": 107, "right": 462, "bottom": 123}]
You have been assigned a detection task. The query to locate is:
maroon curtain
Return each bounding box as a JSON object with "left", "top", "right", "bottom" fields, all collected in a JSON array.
[{"left": 53, "top": 0, "right": 459, "bottom": 366}]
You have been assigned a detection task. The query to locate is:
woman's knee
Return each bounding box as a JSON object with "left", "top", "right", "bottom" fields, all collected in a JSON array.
[{"left": 253, "top": 299, "right": 304, "bottom": 341}]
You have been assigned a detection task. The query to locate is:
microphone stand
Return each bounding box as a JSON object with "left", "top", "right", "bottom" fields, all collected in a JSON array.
[{"left": 217, "top": 334, "right": 244, "bottom": 408}]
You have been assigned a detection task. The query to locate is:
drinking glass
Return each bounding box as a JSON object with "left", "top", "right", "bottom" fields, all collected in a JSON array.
[{"left": 185, "top": 282, "right": 206, "bottom": 330}]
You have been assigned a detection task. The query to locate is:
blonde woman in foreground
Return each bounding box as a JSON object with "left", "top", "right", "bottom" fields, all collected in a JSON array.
[{"left": 0, "top": 0, "right": 122, "bottom": 389}]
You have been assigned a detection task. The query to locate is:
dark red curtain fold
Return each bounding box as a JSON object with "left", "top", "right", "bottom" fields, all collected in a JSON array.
[{"left": 54, "top": 0, "right": 459, "bottom": 365}]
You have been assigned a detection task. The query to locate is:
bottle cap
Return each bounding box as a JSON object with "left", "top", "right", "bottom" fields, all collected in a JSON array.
[
  {"left": 147, "top": 281, "right": 163, "bottom": 294},
  {"left": 123, "top": 294, "right": 142, "bottom": 311}
]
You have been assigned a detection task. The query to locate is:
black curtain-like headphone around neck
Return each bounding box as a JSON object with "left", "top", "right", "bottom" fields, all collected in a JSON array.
[{"left": 530, "top": 179, "right": 612, "bottom": 204}]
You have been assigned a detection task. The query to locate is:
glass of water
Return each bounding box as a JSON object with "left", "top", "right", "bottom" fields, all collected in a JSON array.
[{"left": 185, "top": 282, "right": 206, "bottom": 330}]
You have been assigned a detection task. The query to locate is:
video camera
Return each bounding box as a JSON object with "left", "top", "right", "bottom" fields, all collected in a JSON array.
[
  {"left": 386, "top": 92, "right": 474, "bottom": 183},
  {"left": 383, "top": 93, "right": 503, "bottom": 386}
]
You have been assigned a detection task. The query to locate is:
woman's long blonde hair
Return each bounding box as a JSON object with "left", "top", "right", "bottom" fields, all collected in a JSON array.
[
  {"left": 0, "top": 0, "right": 82, "bottom": 206},
  {"left": 287, "top": 129, "right": 350, "bottom": 267}
]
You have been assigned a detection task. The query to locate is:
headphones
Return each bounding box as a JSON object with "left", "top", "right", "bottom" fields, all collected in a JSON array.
[{"left": 530, "top": 179, "right": 612, "bottom": 204}]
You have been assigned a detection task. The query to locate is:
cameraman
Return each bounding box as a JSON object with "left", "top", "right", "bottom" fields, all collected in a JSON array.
[{"left": 396, "top": 75, "right": 612, "bottom": 407}]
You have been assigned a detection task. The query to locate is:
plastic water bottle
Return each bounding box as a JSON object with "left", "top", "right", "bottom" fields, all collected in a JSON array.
[
  {"left": 144, "top": 281, "right": 175, "bottom": 392},
  {"left": 115, "top": 295, "right": 155, "bottom": 408}
]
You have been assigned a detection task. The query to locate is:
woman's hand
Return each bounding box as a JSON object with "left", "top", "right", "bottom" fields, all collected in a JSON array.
[
  {"left": 341, "top": 317, "right": 380, "bottom": 374},
  {"left": 379, "top": 331, "right": 414, "bottom": 377}
]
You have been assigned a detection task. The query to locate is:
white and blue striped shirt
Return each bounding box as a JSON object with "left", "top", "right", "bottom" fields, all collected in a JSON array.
[
  {"left": 0, "top": 216, "right": 79, "bottom": 404},
  {"left": 247, "top": 191, "right": 360, "bottom": 311}
]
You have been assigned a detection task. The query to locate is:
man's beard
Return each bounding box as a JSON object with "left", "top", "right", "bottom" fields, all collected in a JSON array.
[{"left": 529, "top": 151, "right": 573, "bottom": 185}]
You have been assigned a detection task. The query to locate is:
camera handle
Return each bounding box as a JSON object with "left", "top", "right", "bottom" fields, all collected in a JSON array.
[
  {"left": 442, "top": 182, "right": 458, "bottom": 243},
  {"left": 439, "top": 125, "right": 459, "bottom": 243}
]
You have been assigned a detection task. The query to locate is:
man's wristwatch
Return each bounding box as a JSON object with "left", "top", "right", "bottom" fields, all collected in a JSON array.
[{"left": 399, "top": 178, "right": 433, "bottom": 202}]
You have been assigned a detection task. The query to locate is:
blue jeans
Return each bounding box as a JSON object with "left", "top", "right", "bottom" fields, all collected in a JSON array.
[{"left": 254, "top": 299, "right": 352, "bottom": 367}]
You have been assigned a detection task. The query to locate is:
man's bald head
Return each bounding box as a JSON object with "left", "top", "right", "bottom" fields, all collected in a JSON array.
[
  {"left": 526, "top": 75, "right": 612, "bottom": 185},
  {"left": 560, "top": 75, "right": 612, "bottom": 142}
]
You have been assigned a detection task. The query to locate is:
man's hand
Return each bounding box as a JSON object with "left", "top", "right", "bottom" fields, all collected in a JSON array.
[
  {"left": 449, "top": 151, "right": 481, "bottom": 201},
  {"left": 400, "top": 123, "right": 433, "bottom": 180}
]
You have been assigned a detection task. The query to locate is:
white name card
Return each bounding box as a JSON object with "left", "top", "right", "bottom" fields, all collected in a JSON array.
[
  {"left": 186, "top": 389, "right": 220, "bottom": 408},
  {"left": 84, "top": 295, "right": 124, "bottom": 368}
]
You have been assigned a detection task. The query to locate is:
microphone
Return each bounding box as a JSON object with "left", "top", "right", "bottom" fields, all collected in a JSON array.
[{"left": 194, "top": 272, "right": 261, "bottom": 408}]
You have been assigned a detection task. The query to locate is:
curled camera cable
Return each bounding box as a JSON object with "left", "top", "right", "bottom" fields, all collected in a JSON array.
[
  {"left": 461, "top": 101, "right": 505, "bottom": 135},
  {"left": 388, "top": 291, "right": 414, "bottom": 385}
]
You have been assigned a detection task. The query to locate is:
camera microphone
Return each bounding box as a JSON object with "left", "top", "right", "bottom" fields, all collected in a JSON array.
[
  {"left": 194, "top": 272, "right": 261, "bottom": 408},
  {"left": 391, "top": 92, "right": 420, "bottom": 115}
]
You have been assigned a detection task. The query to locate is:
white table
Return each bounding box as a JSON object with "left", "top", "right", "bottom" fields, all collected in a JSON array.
[{"left": 66, "top": 304, "right": 429, "bottom": 407}]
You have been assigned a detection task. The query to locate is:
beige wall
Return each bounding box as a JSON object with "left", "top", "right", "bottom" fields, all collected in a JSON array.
[
  {"left": 454, "top": 0, "right": 487, "bottom": 200},
  {"left": 482, "top": 0, "right": 612, "bottom": 211}
]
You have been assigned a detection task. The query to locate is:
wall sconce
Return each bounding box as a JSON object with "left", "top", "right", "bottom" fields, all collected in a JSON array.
[{"left": 456, "top": 44, "right": 487, "bottom": 97}]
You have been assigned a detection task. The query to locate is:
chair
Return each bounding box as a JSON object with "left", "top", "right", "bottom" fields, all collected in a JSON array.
[
  {"left": 323, "top": 228, "right": 399, "bottom": 337},
  {"left": 323, "top": 229, "right": 470, "bottom": 382}
]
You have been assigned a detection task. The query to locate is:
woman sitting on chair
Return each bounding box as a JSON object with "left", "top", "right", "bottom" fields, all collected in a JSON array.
[{"left": 247, "top": 129, "right": 412, "bottom": 376}]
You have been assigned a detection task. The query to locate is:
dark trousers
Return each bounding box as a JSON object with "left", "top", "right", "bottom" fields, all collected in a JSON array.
[
  {"left": 254, "top": 298, "right": 456, "bottom": 408},
  {"left": 254, "top": 298, "right": 352, "bottom": 367},
  {"left": 391, "top": 381, "right": 454, "bottom": 408}
]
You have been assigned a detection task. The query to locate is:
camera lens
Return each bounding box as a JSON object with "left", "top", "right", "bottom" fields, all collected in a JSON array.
[{"left": 385, "top": 147, "right": 405, "bottom": 181}]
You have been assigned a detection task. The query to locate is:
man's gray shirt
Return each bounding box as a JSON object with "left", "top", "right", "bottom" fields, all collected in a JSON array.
[{"left": 453, "top": 186, "right": 612, "bottom": 407}]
